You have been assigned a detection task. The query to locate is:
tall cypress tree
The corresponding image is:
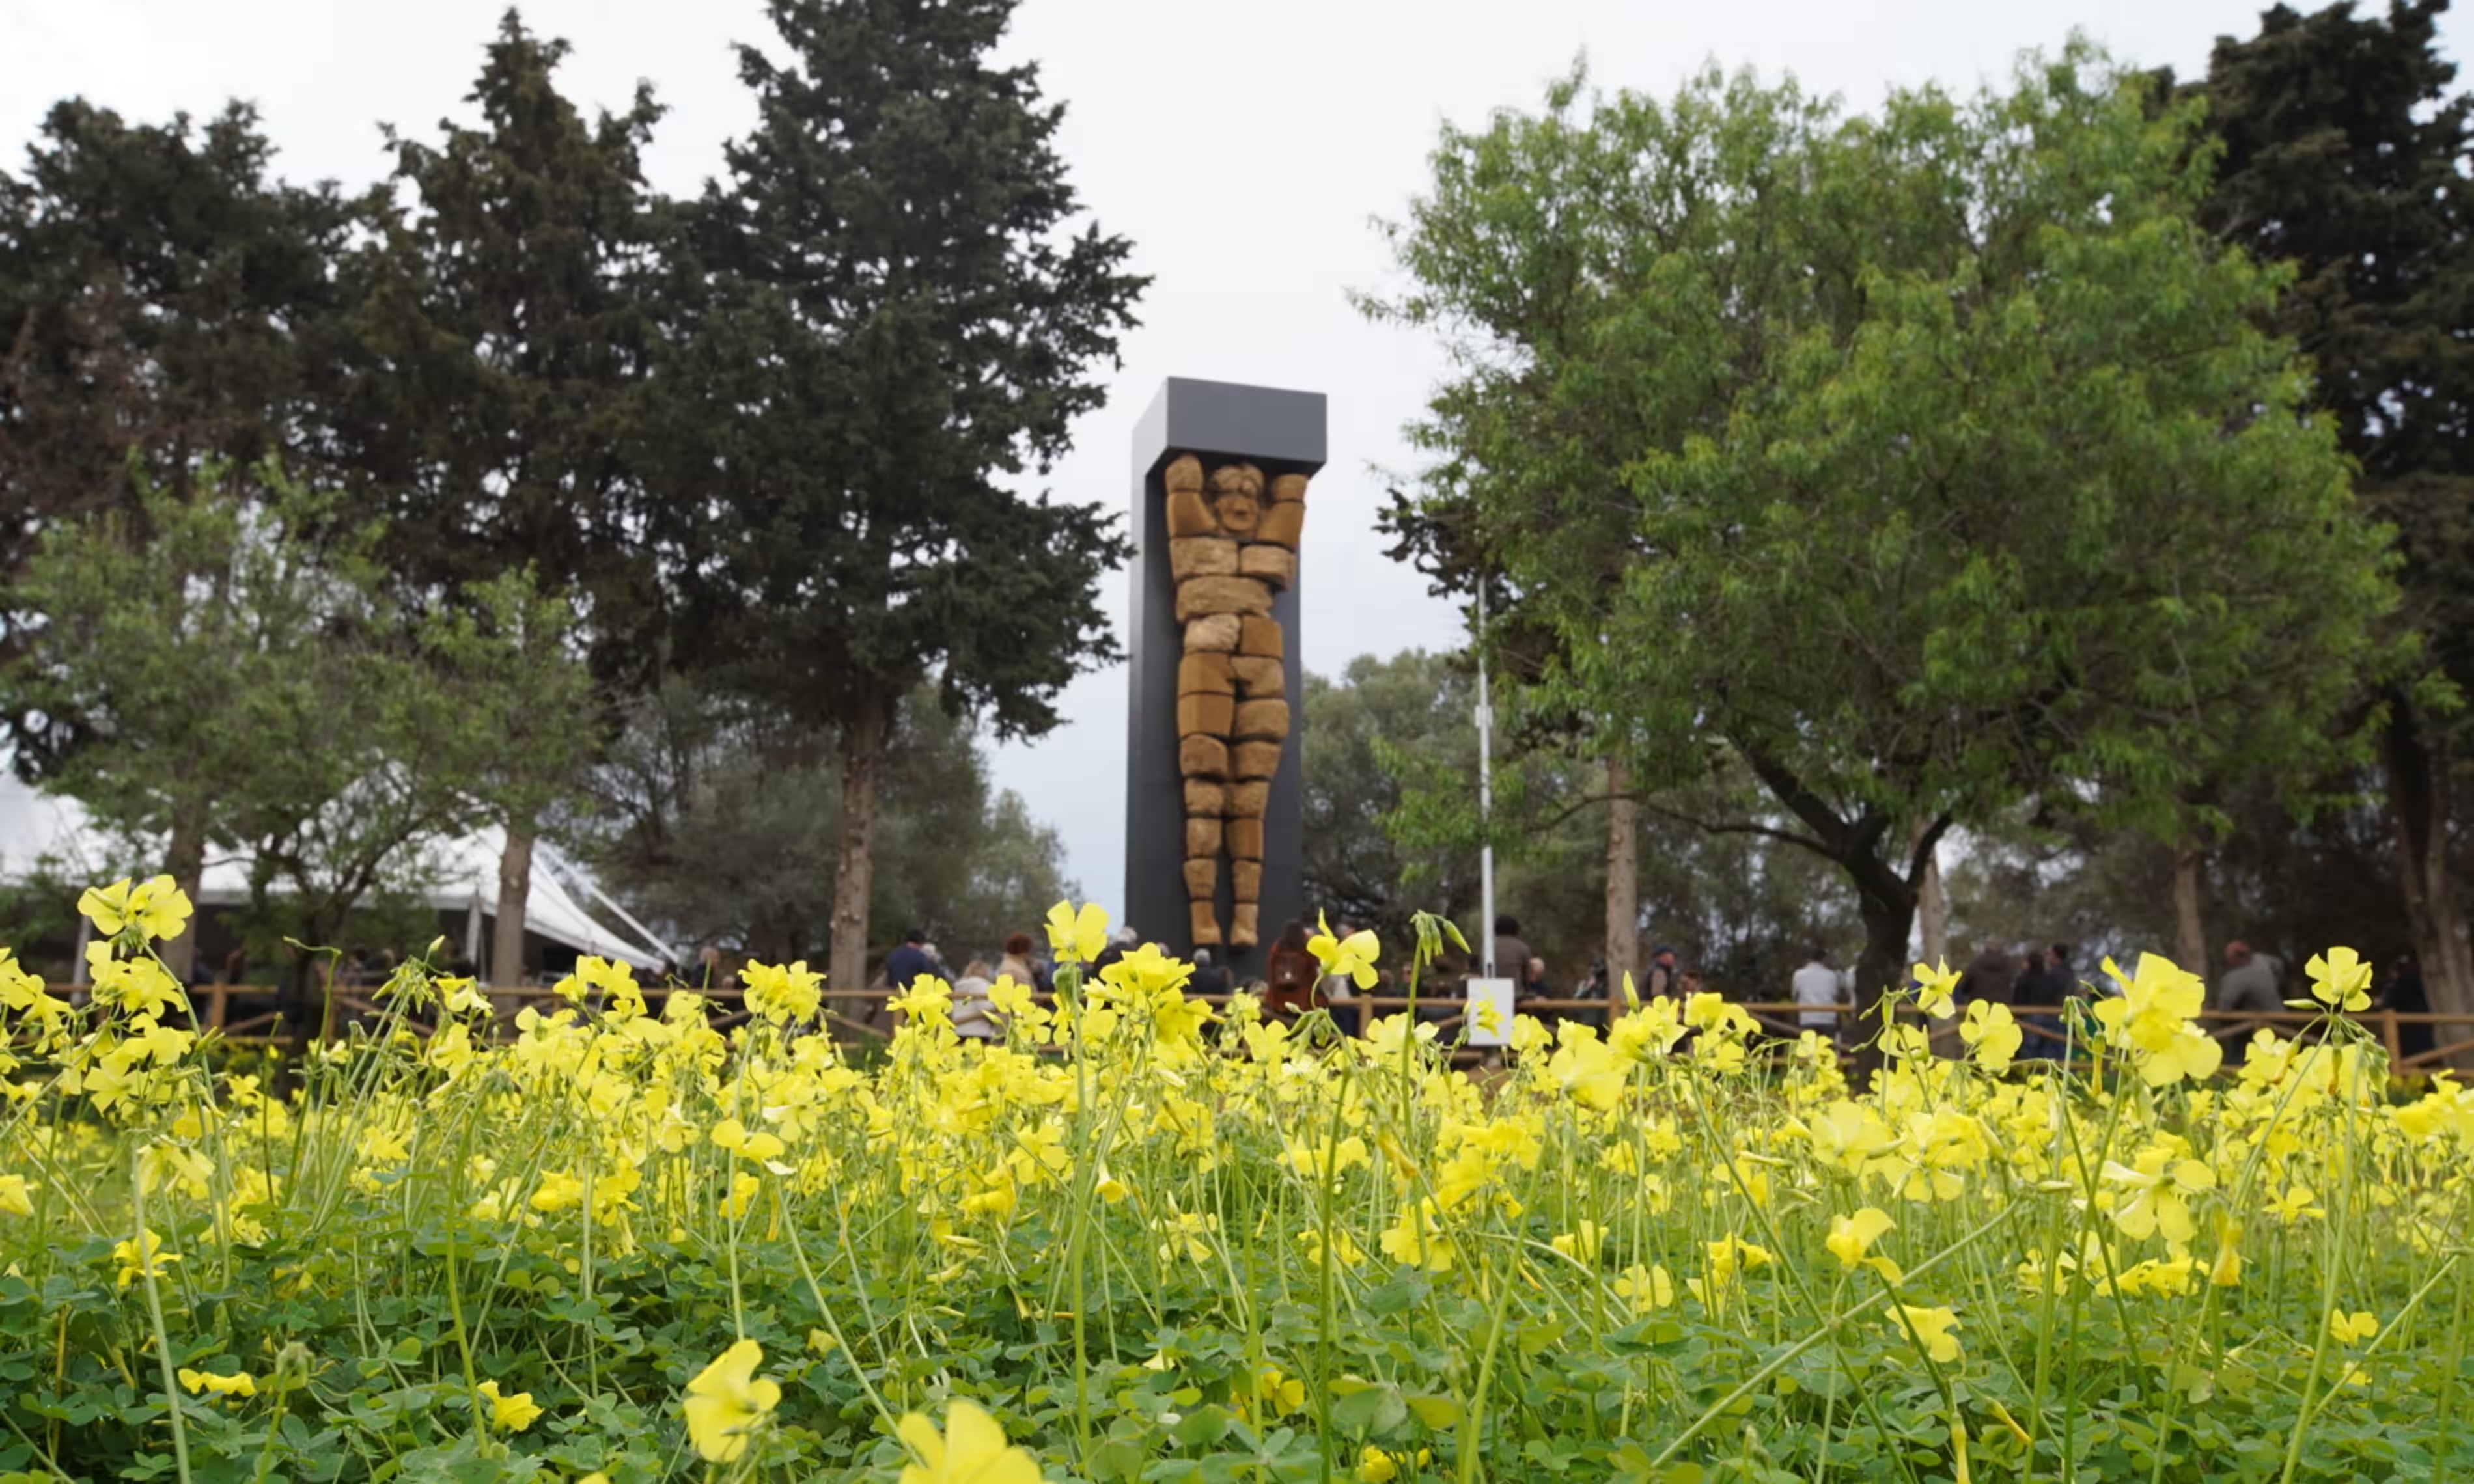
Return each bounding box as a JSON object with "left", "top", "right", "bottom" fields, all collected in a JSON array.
[
  {"left": 652, "top": 0, "right": 1144, "bottom": 995},
  {"left": 339, "top": 10, "right": 668, "bottom": 984},
  {"left": 2188, "top": 1, "right": 2474, "bottom": 1018}
]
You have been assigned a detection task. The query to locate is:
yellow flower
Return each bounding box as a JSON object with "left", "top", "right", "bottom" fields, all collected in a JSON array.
[
  {"left": 2329, "top": 1310, "right": 2378, "bottom": 1346},
  {"left": 178, "top": 1367, "right": 257, "bottom": 1399},
  {"left": 1307, "top": 913, "right": 1381, "bottom": 989},
  {"left": 1960, "top": 1000, "right": 2022, "bottom": 1072},
  {"left": 1358, "top": 1446, "right": 1432, "bottom": 1483},
  {"left": 682, "top": 1338, "right": 781, "bottom": 1463},
  {"left": 1884, "top": 1302, "right": 1963, "bottom": 1364},
  {"left": 477, "top": 1379, "right": 544, "bottom": 1432},
  {"left": 1613, "top": 1262, "right": 1675, "bottom": 1314},
  {"left": 2092, "top": 954, "right": 2221, "bottom": 1086},
  {"left": 743, "top": 960, "right": 824, "bottom": 1025},
  {"left": 111, "top": 1229, "right": 178, "bottom": 1289},
  {"left": 2307, "top": 947, "right": 2373, "bottom": 1013},
  {"left": 1549, "top": 1221, "right": 1605, "bottom": 1264},
  {"left": 896, "top": 1397, "right": 1042, "bottom": 1483},
  {"left": 79, "top": 875, "right": 193, "bottom": 941},
  {"left": 1252, "top": 1365, "right": 1305, "bottom": 1416},
  {"left": 712, "top": 1118, "right": 787, "bottom": 1163},
  {"left": 1044, "top": 901, "right": 1109, "bottom": 965},
  {"left": 2268, "top": 1185, "right": 2324, "bottom": 1223},
  {"left": 1910, "top": 959, "right": 1961, "bottom": 1018},
  {"left": 1826, "top": 1207, "right": 1901, "bottom": 1282},
  {"left": 0, "top": 1174, "right": 32, "bottom": 1217}
]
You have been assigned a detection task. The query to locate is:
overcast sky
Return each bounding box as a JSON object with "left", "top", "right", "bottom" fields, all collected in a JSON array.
[{"left": 8, "top": 0, "right": 2462, "bottom": 922}]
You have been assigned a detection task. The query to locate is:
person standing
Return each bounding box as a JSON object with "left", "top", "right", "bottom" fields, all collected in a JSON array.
[
  {"left": 2216, "top": 940, "right": 2284, "bottom": 1053},
  {"left": 1792, "top": 946, "right": 1847, "bottom": 1041},
  {"left": 883, "top": 929, "right": 938, "bottom": 995},
  {"left": 1264, "top": 919, "right": 1319, "bottom": 1023},
  {"left": 1189, "top": 946, "right": 1232, "bottom": 998},
  {"left": 2012, "top": 945, "right": 2070, "bottom": 1060},
  {"left": 997, "top": 932, "right": 1038, "bottom": 989},
  {"left": 951, "top": 958, "right": 999, "bottom": 1039},
  {"left": 1642, "top": 944, "right": 1681, "bottom": 1000},
  {"left": 1955, "top": 944, "right": 2018, "bottom": 1007}
]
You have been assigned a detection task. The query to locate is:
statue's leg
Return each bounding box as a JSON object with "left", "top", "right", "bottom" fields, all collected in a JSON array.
[{"left": 1178, "top": 613, "right": 1242, "bottom": 946}]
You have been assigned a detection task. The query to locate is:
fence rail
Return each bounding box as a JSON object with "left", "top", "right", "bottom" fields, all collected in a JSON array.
[{"left": 42, "top": 982, "right": 2474, "bottom": 1073}]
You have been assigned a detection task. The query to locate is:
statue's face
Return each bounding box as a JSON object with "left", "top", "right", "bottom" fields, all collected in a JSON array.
[{"left": 1208, "top": 466, "right": 1262, "bottom": 536}]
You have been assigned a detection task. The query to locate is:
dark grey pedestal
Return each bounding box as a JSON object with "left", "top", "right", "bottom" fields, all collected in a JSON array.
[{"left": 1124, "top": 377, "right": 1327, "bottom": 981}]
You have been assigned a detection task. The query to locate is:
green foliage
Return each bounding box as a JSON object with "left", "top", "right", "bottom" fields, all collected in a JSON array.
[
  {"left": 581, "top": 681, "right": 1074, "bottom": 965},
  {"left": 0, "top": 99, "right": 353, "bottom": 765},
  {"left": 1, "top": 460, "right": 599, "bottom": 969},
  {"left": 1303, "top": 650, "right": 1861, "bottom": 991},
  {"left": 339, "top": 12, "right": 670, "bottom": 690},
  {"left": 1369, "top": 46, "right": 2400, "bottom": 1002},
  {"left": 646, "top": 0, "right": 1144, "bottom": 739}
]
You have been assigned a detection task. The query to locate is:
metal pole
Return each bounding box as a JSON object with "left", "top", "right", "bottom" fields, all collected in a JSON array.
[{"left": 1477, "top": 584, "right": 1495, "bottom": 979}]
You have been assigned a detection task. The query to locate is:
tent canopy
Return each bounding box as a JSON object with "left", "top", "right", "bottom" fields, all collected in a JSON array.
[{"left": 0, "top": 775, "right": 671, "bottom": 968}]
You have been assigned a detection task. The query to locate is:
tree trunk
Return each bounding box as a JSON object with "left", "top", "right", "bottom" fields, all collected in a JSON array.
[
  {"left": 2173, "top": 844, "right": 2207, "bottom": 978},
  {"left": 1912, "top": 816, "right": 1948, "bottom": 968},
  {"left": 1849, "top": 884, "right": 1919, "bottom": 1086},
  {"left": 160, "top": 802, "right": 207, "bottom": 985},
  {"left": 1603, "top": 754, "right": 1639, "bottom": 993},
  {"left": 493, "top": 823, "right": 535, "bottom": 1010},
  {"left": 827, "top": 691, "right": 895, "bottom": 1002},
  {"left": 2386, "top": 704, "right": 2474, "bottom": 1039}
]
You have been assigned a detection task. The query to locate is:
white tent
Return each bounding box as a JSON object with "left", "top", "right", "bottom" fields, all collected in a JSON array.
[{"left": 0, "top": 775, "right": 672, "bottom": 969}]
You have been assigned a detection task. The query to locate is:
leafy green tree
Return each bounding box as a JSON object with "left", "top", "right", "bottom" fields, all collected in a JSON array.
[
  {"left": 1371, "top": 49, "right": 2398, "bottom": 1048},
  {"left": 335, "top": 10, "right": 667, "bottom": 983},
  {"left": 1300, "top": 651, "right": 1494, "bottom": 950},
  {"left": 5, "top": 460, "right": 596, "bottom": 1008},
  {"left": 0, "top": 100, "right": 352, "bottom": 765},
  {"left": 1303, "top": 648, "right": 1859, "bottom": 995},
  {"left": 2180, "top": 0, "right": 2474, "bottom": 1019},
  {"left": 583, "top": 681, "right": 1074, "bottom": 975},
  {"left": 413, "top": 569, "right": 601, "bottom": 984},
  {"left": 648, "top": 0, "right": 1145, "bottom": 994}
]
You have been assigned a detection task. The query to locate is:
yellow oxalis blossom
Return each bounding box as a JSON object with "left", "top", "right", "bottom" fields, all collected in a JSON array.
[
  {"left": 896, "top": 1397, "right": 1042, "bottom": 1484},
  {"left": 2093, "top": 954, "right": 2223, "bottom": 1086},
  {"left": 1885, "top": 1302, "right": 1963, "bottom": 1364},
  {"left": 2307, "top": 947, "right": 2373, "bottom": 1013},
  {"left": 1358, "top": 1446, "right": 1433, "bottom": 1483},
  {"left": 682, "top": 1338, "right": 781, "bottom": 1463},
  {"left": 1960, "top": 1000, "right": 2022, "bottom": 1073},
  {"left": 477, "top": 1379, "right": 543, "bottom": 1432},
  {"left": 1911, "top": 959, "right": 1961, "bottom": 1018},
  {"left": 712, "top": 1117, "right": 787, "bottom": 1164},
  {"left": 111, "top": 1229, "right": 178, "bottom": 1288},
  {"left": 1614, "top": 1262, "right": 1675, "bottom": 1313},
  {"left": 1825, "top": 1207, "right": 1901, "bottom": 1283},
  {"left": 744, "top": 960, "right": 824, "bottom": 1025},
  {"left": 1307, "top": 912, "right": 1380, "bottom": 989},
  {"left": 178, "top": 1367, "right": 257, "bottom": 1399},
  {"left": 1044, "top": 901, "right": 1108, "bottom": 966},
  {"left": 79, "top": 875, "right": 193, "bottom": 941}
]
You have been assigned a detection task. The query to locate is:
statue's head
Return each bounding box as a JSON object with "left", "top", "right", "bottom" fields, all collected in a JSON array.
[{"left": 1208, "top": 463, "right": 1263, "bottom": 537}]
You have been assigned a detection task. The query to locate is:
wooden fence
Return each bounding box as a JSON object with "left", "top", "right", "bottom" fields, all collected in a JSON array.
[{"left": 66, "top": 980, "right": 2474, "bottom": 1076}]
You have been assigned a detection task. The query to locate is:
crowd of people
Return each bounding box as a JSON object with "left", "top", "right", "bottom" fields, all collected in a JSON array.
[{"left": 587, "top": 915, "right": 2447, "bottom": 1065}]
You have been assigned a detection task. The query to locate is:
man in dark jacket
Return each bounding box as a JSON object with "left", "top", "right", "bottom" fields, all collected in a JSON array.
[
  {"left": 883, "top": 929, "right": 938, "bottom": 995},
  {"left": 1954, "top": 944, "right": 2017, "bottom": 1006}
]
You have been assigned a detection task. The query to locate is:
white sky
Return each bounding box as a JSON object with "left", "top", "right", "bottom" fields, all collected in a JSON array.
[{"left": 8, "top": 0, "right": 2460, "bottom": 920}]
